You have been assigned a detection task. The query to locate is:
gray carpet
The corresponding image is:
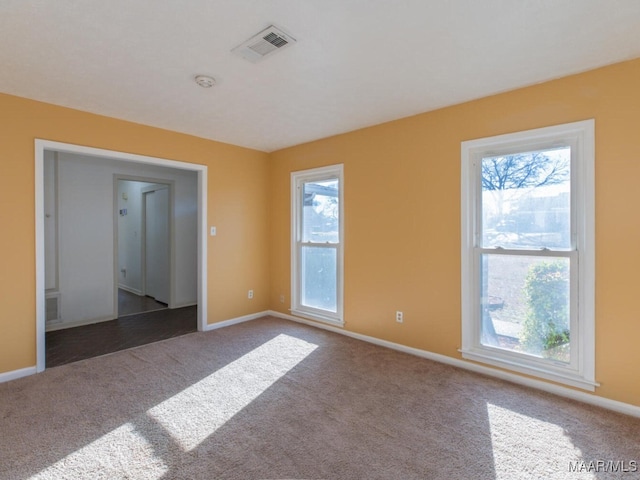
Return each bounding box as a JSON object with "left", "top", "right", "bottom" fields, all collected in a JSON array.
[{"left": 0, "top": 316, "right": 638, "bottom": 480}]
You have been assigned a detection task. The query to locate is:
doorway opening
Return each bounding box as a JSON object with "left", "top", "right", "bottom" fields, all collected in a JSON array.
[
  {"left": 35, "top": 140, "right": 208, "bottom": 372},
  {"left": 116, "top": 178, "right": 173, "bottom": 317}
]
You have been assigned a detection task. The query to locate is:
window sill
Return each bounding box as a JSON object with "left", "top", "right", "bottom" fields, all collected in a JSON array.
[
  {"left": 290, "top": 308, "right": 344, "bottom": 328},
  {"left": 460, "top": 348, "right": 599, "bottom": 391}
]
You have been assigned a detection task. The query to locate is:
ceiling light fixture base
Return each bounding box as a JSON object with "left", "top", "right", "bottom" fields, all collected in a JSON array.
[{"left": 194, "top": 75, "right": 216, "bottom": 88}]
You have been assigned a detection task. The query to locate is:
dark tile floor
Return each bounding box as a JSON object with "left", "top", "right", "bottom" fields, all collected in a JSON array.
[{"left": 46, "top": 302, "right": 198, "bottom": 368}]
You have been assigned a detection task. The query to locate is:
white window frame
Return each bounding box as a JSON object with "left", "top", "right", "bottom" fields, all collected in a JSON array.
[
  {"left": 291, "top": 164, "right": 344, "bottom": 326},
  {"left": 461, "top": 120, "right": 597, "bottom": 391}
]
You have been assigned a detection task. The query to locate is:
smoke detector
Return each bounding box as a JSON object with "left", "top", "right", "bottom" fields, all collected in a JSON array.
[
  {"left": 231, "top": 25, "right": 296, "bottom": 63},
  {"left": 195, "top": 75, "right": 216, "bottom": 88}
]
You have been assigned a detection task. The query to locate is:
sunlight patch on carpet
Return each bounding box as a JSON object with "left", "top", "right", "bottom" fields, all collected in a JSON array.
[
  {"left": 147, "top": 333, "right": 318, "bottom": 451},
  {"left": 486, "top": 403, "right": 590, "bottom": 479},
  {"left": 31, "top": 422, "right": 168, "bottom": 480}
]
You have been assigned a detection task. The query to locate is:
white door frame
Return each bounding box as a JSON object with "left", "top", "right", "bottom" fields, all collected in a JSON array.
[{"left": 35, "top": 139, "right": 208, "bottom": 372}]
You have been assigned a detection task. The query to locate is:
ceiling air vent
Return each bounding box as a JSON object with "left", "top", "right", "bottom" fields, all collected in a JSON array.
[{"left": 231, "top": 25, "right": 296, "bottom": 63}]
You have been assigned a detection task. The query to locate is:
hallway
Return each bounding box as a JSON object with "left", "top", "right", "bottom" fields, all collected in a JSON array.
[{"left": 118, "top": 288, "right": 167, "bottom": 317}]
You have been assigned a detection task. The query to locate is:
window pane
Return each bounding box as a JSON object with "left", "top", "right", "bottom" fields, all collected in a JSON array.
[
  {"left": 302, "top": 179, "right": 339, "bottom": 243},
  {"left": 301, "top": 246, "right": 337, "bottom": 312},
  {"left": 480, "top": 254, "right": 570, "bottom": 363},
  {"left": 481, "top": 148, "right": 570, "bottom": 249}
]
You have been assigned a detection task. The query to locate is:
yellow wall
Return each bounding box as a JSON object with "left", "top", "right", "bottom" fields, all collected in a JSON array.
[
  {"left": 269, "top": 58, "right": 640, "bottom": 407},
  {"left": 0, "top": 93, "right": 270, "bottom": 373},
  {"left": 3, "top": 58, "right": 640, "bottom": 409}
]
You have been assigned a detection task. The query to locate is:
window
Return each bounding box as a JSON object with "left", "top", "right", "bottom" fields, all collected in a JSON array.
[
  {"left": 461, "top": 120, "right": 596, "bottom": 390},
  {"left": 291, "top": 164, "right": 344, "bottom": 326}
]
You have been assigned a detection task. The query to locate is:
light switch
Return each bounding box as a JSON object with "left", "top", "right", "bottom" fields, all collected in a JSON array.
[{"left": 210, "top": 226, "right": 217, "bottom": 236}]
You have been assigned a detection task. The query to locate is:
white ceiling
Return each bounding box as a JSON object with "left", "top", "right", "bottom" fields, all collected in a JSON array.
[{"left": 2, "top": 1, "right": 640, "bottom": 152}]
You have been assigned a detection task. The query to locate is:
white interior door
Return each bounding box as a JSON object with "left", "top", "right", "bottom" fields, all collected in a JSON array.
[{"left": 144, "top": 187, "right": 170, "bottom": 304}]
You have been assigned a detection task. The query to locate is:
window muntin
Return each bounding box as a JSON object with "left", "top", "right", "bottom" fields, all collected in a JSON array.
[
  {"left": 461, "top": 120, "right": 596, "bottom": 391},
  {"left": 291, "top": 165, "right": 343, "bottom": 325}
]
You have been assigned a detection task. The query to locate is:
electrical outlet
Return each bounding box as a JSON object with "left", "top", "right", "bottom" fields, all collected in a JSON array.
[
  {"left": 396, "top": 311, "right": 403, "bottom": 323},
  {"left": 279, "top": 294, "right": 285, "bottom": 303},
  {"left": 248, "top": 289, "right": 254, "bottom": 299}
]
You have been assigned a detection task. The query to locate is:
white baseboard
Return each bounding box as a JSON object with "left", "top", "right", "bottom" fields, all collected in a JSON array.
[
  {"left": 6, "top": 308, "right": 638, "bottom": 418},
  {"left": 267, "top": 310, "right": 640, "bottom": 419},
  {"left": 172, "top": 301, "right": 197, "bottom": 309},
  {"left": 45, "top": 314, "right": 117, "bottom": 332},
  {"left": 117, "top": 284, "right": 143, "bottom": 296},
  {"left": 0, "top": 366, "right": 37, "bottom": 384},
  {"left": 203, "top": 310, "right": 270, "bottom": 332}
]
